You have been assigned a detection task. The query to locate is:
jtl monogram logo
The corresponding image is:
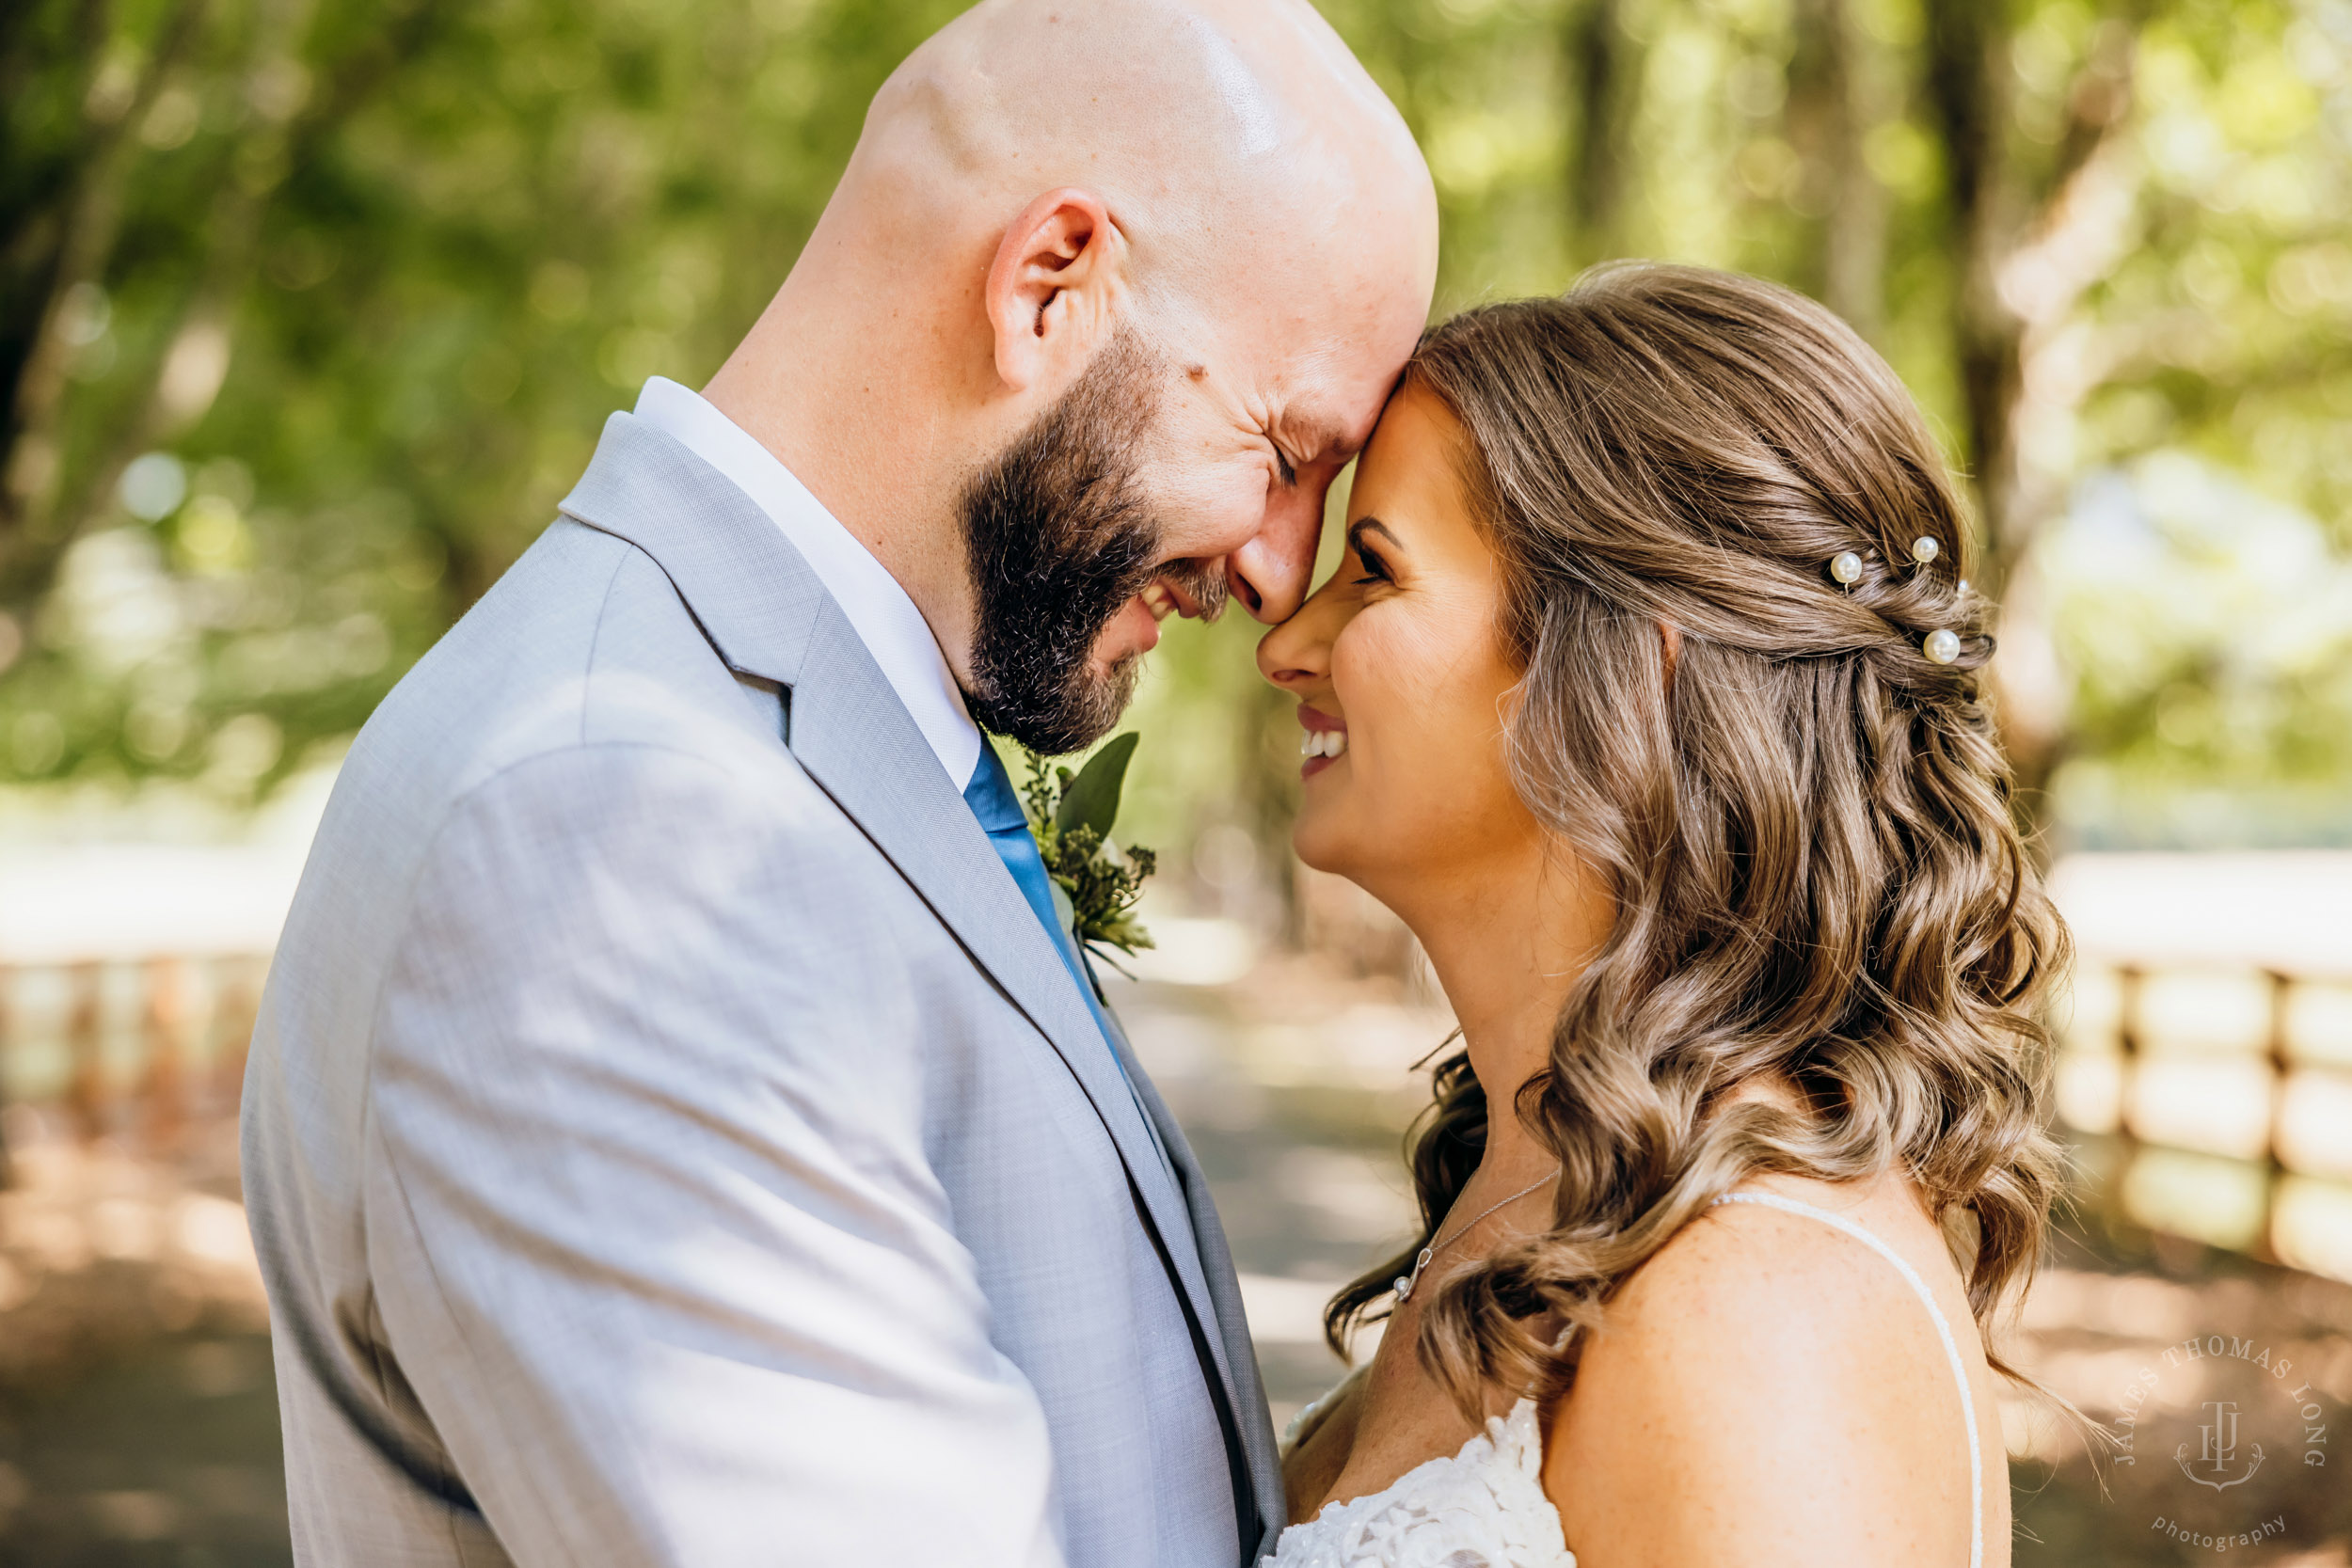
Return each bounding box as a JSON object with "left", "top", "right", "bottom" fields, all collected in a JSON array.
[
  {"left": 2178, "top": 1400, "right": 2266, "bottom": 1492},
  {"left": 2113, "top": 1331, "right": 2330, "bottom": 1478}
]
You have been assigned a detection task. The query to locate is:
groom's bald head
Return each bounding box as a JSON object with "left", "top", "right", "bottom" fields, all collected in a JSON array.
[
  {"left": 860, "top": 0, "right": 1430, "bottom": 319},
  {"left": 707, "top": 0, "right": 1436, "bottom": 748}
]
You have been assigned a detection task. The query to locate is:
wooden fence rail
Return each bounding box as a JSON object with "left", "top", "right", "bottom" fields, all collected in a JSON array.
[
  {"left": 5, "top": 952, "right": 2348, "bottom": 1282},
  {"left": 0, "top": 956, "right": 268, "bottom": 1181},
  {"left": 2061, "top": 962, "right": 2352, "bottom": 1280}
]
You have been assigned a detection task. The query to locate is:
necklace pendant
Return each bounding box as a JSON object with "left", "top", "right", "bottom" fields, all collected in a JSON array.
[
  {"left": 1390, "top": 1172, "right": 1559, "bottom": 1316},
  {"left": 1391, "top": 1245, "right": 1435, "bottom": 1307}
]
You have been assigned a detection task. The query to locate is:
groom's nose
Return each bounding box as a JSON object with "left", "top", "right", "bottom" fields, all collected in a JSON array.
[{"left": 1225, "top": 477, "right": 1328, "bottom": 623}]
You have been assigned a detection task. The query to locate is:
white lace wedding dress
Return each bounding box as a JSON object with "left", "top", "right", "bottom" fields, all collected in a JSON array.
[
  {"left": 1267, "top": 1388, "right": 1575, "bottom": 1568},
  {"left": 1263, "top": 1192, "right": 1985, "bottom": 1568}
]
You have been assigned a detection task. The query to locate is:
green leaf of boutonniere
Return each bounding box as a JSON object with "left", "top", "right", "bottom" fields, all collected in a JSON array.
[
  {"left": 1017, "top": 735, "right": 1157, "bottom": 960},
  {"left": 1053, "top": 731, "right": 1137, "bottom": 840}
]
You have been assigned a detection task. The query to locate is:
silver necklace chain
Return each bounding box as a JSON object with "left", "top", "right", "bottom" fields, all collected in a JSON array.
[{"left": 1391, "top": 1167, "right": 1561, "bottom": 1307}]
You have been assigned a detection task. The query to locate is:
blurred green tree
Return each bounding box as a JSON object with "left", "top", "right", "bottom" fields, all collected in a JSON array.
[
  {"left": 2, "top": 0, "right": 2347, "bottom": 864},
  {"left": 1228, "top": 0, "right": 2352, "bottom": 862},
  {"left": 2, "top": 0, "right": 961, "bottom": 795}
]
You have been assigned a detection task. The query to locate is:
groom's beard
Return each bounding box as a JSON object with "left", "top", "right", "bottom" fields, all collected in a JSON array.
[{"left": 958, "top": 329, "right": 1227, "bottom": 755}]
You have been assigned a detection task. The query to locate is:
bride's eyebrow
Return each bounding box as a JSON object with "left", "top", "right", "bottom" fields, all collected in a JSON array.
[{"left": 1349, "top": 518, "right": 1404, "bottom": 555}]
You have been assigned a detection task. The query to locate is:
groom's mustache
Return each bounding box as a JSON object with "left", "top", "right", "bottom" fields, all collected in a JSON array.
[{"left": 1141, "top": 555, "right": 1231, "bottom": 626}]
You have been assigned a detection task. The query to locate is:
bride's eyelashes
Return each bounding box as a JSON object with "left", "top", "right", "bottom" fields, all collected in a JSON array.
[{"left": 1346, "top": 520, "right": 1396, "bottom": 586}]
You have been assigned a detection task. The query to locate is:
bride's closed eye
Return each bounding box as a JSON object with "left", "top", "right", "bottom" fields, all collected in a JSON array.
[{"left": 1348, "top": 520, "right": 1398, "bottom": 587}]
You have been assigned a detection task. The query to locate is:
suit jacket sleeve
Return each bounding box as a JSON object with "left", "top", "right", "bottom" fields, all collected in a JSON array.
[{"left": 360, "top": 739, "right": 1064, "bottom": 1566}]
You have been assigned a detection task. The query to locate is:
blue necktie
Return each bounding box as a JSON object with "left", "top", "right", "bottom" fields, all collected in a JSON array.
[
  {"left": 964, "top": 745, "right": 1088, "bottom": 984},
  {"left": 965, "top": 746, "right": 1181, "bottom": 1190},
  {"left": 962, "top": 744, "right": 1134, "bottom": 1085}
]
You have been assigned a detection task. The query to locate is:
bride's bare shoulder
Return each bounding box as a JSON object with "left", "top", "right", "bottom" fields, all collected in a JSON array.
[{"left": 1540, "top": 1171, "right": 1995, "bottom": 1567}]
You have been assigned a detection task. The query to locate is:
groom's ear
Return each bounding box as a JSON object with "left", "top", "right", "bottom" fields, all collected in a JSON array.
[{"left": 985, "top": 187, "right": 1129, "bottom": 393}]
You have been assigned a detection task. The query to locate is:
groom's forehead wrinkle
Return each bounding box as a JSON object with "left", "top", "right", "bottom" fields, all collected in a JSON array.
[
  {"left": 1259, "top": 379, "right": 1345, "bottom": 454},
  {"left": 1282, "top": 323, "right": 1421, "bottom": 448},
  {"left": 1303, "top": 411, "right": 1359, "bottom": 463},
  {"left": 1280, "top": 393, "right": 1372, "bottom": 472},
  {"left": 1252, "top": 353, "right": 1362, "bottom": 457}
]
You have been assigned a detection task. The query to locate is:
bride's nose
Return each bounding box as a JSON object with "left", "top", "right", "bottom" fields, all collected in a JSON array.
[{"left": 1256, "top": 594, "right": 1334, "bottom": 692}]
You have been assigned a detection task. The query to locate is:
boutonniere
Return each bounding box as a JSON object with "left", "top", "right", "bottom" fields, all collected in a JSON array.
[{"left": 1017, "top": 733, "right": 1157, "bottom": 962}]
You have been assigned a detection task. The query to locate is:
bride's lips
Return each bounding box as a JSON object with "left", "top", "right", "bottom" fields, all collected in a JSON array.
[{"left": 1297, "top": 706, "right": 1347, "bottom": 780}]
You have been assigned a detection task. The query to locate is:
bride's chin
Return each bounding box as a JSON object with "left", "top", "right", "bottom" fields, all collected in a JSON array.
[{"left": 1288, "top": 816, "right": 1351, "bottom": 879}]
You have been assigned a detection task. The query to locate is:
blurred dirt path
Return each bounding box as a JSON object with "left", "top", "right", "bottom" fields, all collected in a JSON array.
[{"left": 2, "top": 962, "right": 2347, "bottom": 1564}]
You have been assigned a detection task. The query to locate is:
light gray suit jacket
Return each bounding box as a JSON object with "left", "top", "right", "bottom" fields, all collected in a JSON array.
[{"left": 241, "top": 413, "right": 1284, "bottom": 1567}]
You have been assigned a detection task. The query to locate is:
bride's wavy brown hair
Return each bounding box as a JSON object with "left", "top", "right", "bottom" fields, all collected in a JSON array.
[{"left": 1324, "top": 263, "right": 2070, "bottom": 1416}]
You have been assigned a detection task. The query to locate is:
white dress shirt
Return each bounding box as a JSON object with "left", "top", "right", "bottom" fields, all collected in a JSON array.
[{"left": 632, "top": 376, "right": 984, "bottom": 788}]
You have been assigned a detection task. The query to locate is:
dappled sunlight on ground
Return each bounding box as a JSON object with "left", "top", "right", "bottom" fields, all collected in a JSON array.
[{"left": 1, "top": 951, "right": 2346, "bottom": 1562}]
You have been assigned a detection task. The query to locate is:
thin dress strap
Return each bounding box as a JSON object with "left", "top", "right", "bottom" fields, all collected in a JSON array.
[{"left": 1713, "top": 1191, "right": 1984, "bottom": 1568}]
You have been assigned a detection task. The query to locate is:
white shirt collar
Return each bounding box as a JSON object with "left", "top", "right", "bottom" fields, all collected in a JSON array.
[{"left": 631, "top": 376, "right": 984, "bottom": 789}]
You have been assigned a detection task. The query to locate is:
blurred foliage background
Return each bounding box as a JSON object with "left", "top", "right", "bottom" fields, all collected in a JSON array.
[
  {"left": 5, "top": 10, "right": 2351, "bottom": 1561},
  {"left": 3, "top": 0, "right": 2350, "bottom": 875}
]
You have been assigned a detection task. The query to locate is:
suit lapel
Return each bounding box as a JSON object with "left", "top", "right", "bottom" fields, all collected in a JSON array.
[
  {"left": 1091, "top": 987, "right": 1287, "bottom": 1544},
  {"left": 558, "top": 415, "right": 1253, "bottom": 1462},
  {"left": 785, "top": 604, "right": 1275, "bottom": 1488}
]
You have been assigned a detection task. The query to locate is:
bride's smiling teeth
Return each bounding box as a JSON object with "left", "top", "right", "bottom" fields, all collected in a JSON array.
[{"left": 1299, "top": 729, "right": 1348, "bottom": 760}]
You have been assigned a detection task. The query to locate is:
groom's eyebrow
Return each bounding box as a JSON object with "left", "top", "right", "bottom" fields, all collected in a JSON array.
[{"left": 1283, "top": 409, "right": 1355, "bottom": 467}]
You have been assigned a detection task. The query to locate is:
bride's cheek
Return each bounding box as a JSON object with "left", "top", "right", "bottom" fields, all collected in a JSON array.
[{"left": 1326, "top": 626, "right": 1382, "bottom": 726}]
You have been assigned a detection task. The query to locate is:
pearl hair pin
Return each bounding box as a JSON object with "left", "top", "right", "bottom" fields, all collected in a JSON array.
[{"left": 1826, "top": 549, "right": 1962, "bottom": 664}]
